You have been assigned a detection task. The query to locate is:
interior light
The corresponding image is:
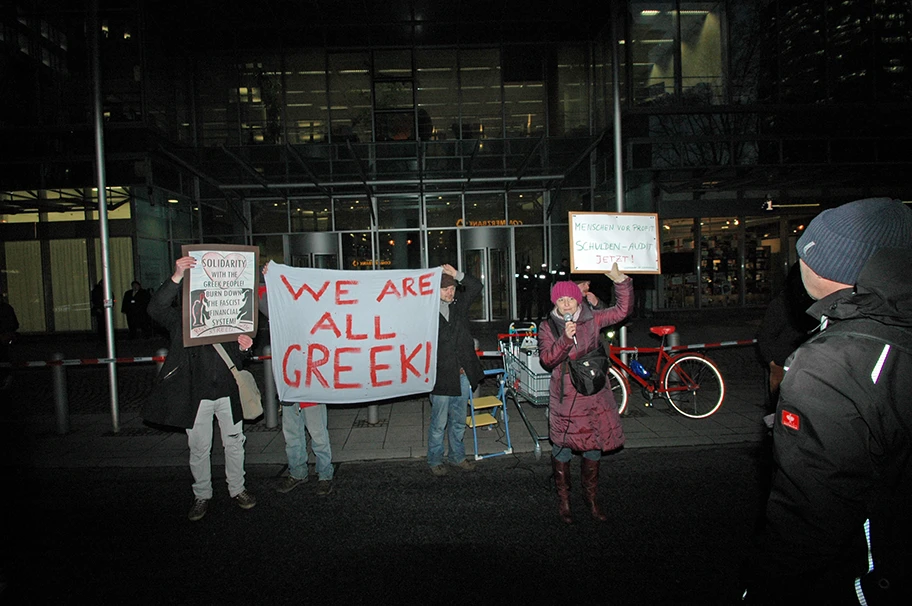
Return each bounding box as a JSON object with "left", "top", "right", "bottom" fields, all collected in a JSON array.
[
  {"left": 167, "top": 199, "right": 179, "bottom": 204},
  {"left": 641, "top": 10, "right": 660, "bottom": 16}
]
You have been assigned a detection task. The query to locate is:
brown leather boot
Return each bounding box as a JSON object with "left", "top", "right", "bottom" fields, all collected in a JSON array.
[
  {"left": 552, "top": 456, "right": 573, "bottom": 524},
  {"left": 580, "top": 458, "right": 607, "bottom": 522}
]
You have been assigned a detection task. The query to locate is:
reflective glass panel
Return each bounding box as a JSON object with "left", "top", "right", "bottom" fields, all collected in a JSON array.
[
  {"left": 378, "top": 231, "right": 421, "bottom": 269},
  {"left": 427, "top": 230, "right": 458, "bottom": 269},
  {"left": 417, "top": 50, "right": 457, "bottom": 141},
  {"left": 377, "top": 196, "right": 420, "bottom": 230},
  {"left": 508, "top": 191, "right": 543, "bottom": 226},
  {"left": 328, "top": 53, "right": 372, "bottom": 143},
  {"left": 285, "top": 51, "right": 328, "bottom": 144},
  {"left": 251, "top": 199, "right": 289, "bottom": 233},
  {"left": 630, "top": 2, "right": 676, "bottom": 105},
  {"left": 459, "top": 49, "right": 502, "bottom": 139},
  {"left": 426, "top": 194, "right": 462, "bottom": 229},
  {"left": 464, "top": 193, "right": 505, "bottom": 227},
  {"left": 334, "top": 197, "right": 372, "bottom": 231},
  {"left": 290, "top": 198, "right": 333, "bottom": 232},
  {"left": 700, "top": 217, "right": 740, "bottom": 307}
]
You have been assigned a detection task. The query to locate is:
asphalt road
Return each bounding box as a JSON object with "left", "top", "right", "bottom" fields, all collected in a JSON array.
[{"left": 1, "top": 443, "right": 769, "bottom": 605}]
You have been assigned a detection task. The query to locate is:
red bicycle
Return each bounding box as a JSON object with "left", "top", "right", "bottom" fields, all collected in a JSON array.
[{"left": 607, "top": 325, "right": 726, "bottom": 419}]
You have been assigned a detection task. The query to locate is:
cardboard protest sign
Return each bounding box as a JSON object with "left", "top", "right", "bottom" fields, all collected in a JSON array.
[
  {"left": 180, "top": 244, "right": 259, "bottom": 347},
  {"left": 568, "top": 212, "right": 660, "bottom": 274},
  {"left": 263, "top": 263, "right": 442, "bottom": 404}
]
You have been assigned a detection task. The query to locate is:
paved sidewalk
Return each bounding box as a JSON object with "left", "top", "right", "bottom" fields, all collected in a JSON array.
[{"left": 2, "top": 308, "right": 769, "bottom": 470}]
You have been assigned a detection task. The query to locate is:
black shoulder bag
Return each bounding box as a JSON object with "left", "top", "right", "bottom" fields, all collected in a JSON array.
[{"left": 547, "top": 315, "right": 610, "bottom": 396}]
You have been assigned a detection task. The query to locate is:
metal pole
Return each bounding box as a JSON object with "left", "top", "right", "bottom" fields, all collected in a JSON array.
[
  {"left": 90, "top": 0, "right": 120, "bottom": 433},
  {"left": 51, "top": 353, "right": 69, "bottom": 435},
  {"left": 262, "top": 345, "right": 278, "bottom": 429},
  {"left": 367, "top": 404, "right": 379, "bottom": 425},
  {"left": 610, "top": 6, "right": 630, "bottom": 360}
]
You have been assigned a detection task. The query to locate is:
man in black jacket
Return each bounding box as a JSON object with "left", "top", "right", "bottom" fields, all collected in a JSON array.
[
  {"left": 744, "top": 198, "right": 912, "bottom": 604},
  {"left": 142, "top": 256, "right": 257, "bottom": 521},
  {"left": 426, "top": 264, "right": 484, "bottom": 476}
]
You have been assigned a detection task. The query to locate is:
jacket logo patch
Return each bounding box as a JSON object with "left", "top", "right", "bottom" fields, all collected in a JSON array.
[{"left": 781, "top": 410, "right": 801, "bottom": 431}]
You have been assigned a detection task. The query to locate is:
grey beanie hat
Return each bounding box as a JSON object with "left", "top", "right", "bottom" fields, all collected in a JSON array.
[{"left": 797, "top": 197, "right": 912, "bottom": 285}]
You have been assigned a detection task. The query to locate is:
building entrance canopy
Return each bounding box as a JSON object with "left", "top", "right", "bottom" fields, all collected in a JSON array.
[{"left": 160, "top": 135, "right": 604, "bottom": 203}]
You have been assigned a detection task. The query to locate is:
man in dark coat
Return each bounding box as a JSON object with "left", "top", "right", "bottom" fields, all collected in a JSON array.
[
  {"left": 756, "top": 262, "right": 816, "bottom": 412},
  {"left": 744, "top": 198, "right": 912, "bottom": 604},
  {"left": 426, "top": 263, "right": 484, "bottom": 476},
  {"left": 121, "top": 280, "right": 150, "bottom": 339},
  {"left": 142, "top": 256, "right": 257, "bottom": 521}
]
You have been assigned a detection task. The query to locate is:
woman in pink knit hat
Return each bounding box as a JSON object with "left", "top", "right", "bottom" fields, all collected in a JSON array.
[{"left": 538, "top": 262, "right": 632, "bottom": 524}]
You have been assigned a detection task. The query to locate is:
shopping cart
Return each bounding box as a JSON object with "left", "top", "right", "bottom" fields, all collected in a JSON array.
[{"left": 500, "top": 322, "right": 551, "bottom": 459}]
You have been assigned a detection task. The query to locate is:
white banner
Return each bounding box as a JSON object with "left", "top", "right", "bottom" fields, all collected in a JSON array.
[{"left": 263, "top": 263, "right": 442, "bottom": 404}]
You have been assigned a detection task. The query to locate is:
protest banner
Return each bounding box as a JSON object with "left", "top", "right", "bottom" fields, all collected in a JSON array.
[
  {"left": 568, "top": 212, "right": 661, "bottom": 274},
  {"left": 263, "top": 263, "right": 443, "bottom": 404},
  {"left": 180, "top": 244, "right": 259, "bottom": 347}
]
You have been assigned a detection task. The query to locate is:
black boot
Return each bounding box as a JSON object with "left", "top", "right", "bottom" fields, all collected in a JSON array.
[
  {"left": 552, "top": 456, "right": 573, "bottom": 524},
  {"left": 581, "top": 458, "right": 607, "bottom": 522}
]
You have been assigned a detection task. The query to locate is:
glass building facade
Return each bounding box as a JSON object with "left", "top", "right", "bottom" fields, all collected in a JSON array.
[{"left": 1, "top": 0, "right": 910, "bottom": 332}]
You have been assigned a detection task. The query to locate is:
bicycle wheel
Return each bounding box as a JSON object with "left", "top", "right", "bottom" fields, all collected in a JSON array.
[
  {"left": 608, "top": 366, "right": 630, "bottom": 416},
  {"left": 662, "top": 354, "right": 725, "bottom": 419}
]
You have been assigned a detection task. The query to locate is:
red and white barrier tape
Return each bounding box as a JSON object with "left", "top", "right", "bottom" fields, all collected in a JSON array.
[
  {"left": 1, "top": 338, "right": 756, "bottom": 369},
  {"left": 1, "top": 354, "right": 276, "bottom": 368},
  {"left": 612, "top": 338, "right": 757, "bottom": 354}
]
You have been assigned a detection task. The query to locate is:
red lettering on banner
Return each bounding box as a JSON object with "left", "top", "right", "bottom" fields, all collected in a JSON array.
[
  {"left": 334, "top": 347, "right": 362, "bottom": 389},
  {"left": 345, "top": 315, "right": 368, "bottom": 340},
  {"left": 305, "top": 344, "right": 330, "bottom": 388},
  {"left": 374, "top": 316, "right": 395, "bottom": 340},
  {"left": 311, "top": 312, "right": 341, "bottom": 338},
  {"left": 376, "top": 277, "right": 437, "bottom": 303},
  {"left": 418, "top": 272, "right": 434, "bottom": 295},
  {"left": 370, "top": 345, "right": 394, "bottom": 387},
  {"left": 401, "top": 277, "right": 417, "bottom": 298},
  {"left": 376, "top": 280, "right": 401, "bottom": 302},
  {"left": 400, "top": 343, "right": 423, "bottom": 383},
  {"left": 283, "top": 344, "right": 302, "bottom": 387},
  {"left": 281, "top": 275, "right": 330, "bottom": 301},
  {"left": 283, "top": 341, "right": 431, "bottom": 393},
  {"left": 335, "top": 280, "right": 358, "bottom": 305}
]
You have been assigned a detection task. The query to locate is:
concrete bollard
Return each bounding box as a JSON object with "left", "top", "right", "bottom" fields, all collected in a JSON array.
[
  {"left": 51, "top": 352, "right": 69, "bottom": 435},
  {"left": 367, "top": 404, "right": 379, "bottom": 425},
  {"left": 262, "top": 345, "right": 278, "bottom": 429}
]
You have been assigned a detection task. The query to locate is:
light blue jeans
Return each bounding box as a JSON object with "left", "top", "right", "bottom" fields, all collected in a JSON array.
[
  {"left": 186, "top": 396, "right": 246, "bottom": 499},
  {"left": 282, "top": 404, "right": 334, "bottom": 481},
  {"left": 427, "top": 373, "right": 472, "bottom": 467}
]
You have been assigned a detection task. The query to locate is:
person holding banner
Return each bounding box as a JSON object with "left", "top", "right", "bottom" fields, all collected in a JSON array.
[
  {"left": 142, "top": 256, "right": 257, "bottom": 522},
  {"left": 538, "top": 263, "right": 632, "bottom": 524},
  {"left": 258, "top": 264, "right": 334, "bottom": 496},
  {"left": 427, "top": 264, "right": 485, "bottom": 477}
]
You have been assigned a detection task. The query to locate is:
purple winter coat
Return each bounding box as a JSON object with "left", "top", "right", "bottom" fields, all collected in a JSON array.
[{"left": 538, "top": 278, "right": 633, "bottom": 453}]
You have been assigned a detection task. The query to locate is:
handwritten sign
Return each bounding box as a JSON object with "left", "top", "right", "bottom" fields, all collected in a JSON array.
[
  {"left": 263, "top": 263, "right": 442, "bottom": 404},
  {"left": 568, "top": 212, "right": 660, "bottom": 274},
  {"left": 180, "top": 244, "right": 259, "bottom": 347}
]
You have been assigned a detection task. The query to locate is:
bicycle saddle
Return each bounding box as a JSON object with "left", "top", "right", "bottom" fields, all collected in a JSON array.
[{"left": 649, "top": 326, "right": 676, "bottom": 336}]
